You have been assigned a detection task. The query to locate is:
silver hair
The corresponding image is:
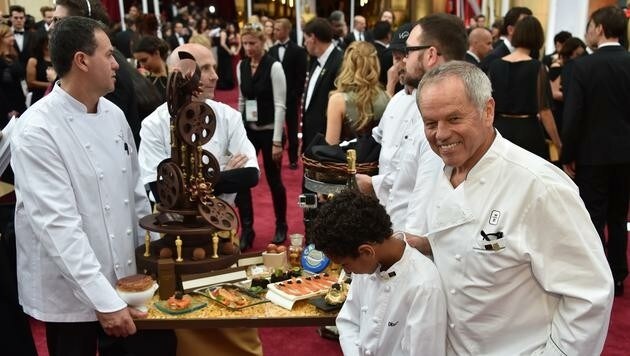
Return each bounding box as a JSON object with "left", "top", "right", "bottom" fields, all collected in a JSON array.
[{"left": 417, "top": 60, "right": 492, "bottom": 114}]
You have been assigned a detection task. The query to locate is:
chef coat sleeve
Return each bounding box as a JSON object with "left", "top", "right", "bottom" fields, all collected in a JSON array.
[
  {"left": 523, "top": 182, "right": 614, "bottom": 356},
  {"left": 138, "top": 107, "right": 170, "bottom": 186},
  {"left": 404, "top": 284, "right": 447, "bottom": 356},
  {"left": 336, "top": 279, "right": 362, "bottom": 356},
  {"left": 11, "top": 126, "right": 127, "bottom": 313},
  {"left": 225, "top": 107, "right": 259, "bottom": 172}
]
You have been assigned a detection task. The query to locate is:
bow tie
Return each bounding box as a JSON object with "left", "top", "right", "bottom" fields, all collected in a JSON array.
[
  {"left": 277, "top": 42, "right": 288, "bottom": 48},
  {"left": 13, "top": 30, "right": 24, "bottom": 35}
]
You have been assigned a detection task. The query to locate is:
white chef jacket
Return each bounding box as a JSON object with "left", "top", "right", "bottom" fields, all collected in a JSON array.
[
  {"left": 11, "top": 83, "right": 152, "bottom": 322},
  {"left": 420, "top": 132, "right": 613, "bottom": 356},
  {"left": 371, "top": 88, "right": 425, "bottom": 231},
  {"left": 138, "top": 100, "right": 259, "bottom": 204},
  {"left": 337, "top": 243, "right": 447, "bottom": 356}
]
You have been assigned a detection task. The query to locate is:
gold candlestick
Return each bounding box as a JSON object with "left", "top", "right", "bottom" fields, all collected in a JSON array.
[
  {"left": 211, "top": 232, "right": 219, "bottom": 259},
  {"left": 143, "top": 231, "right": 151, "bottom": 257},
  {"left": 175, "top": 236, "right": 183, "bottom": 262}
]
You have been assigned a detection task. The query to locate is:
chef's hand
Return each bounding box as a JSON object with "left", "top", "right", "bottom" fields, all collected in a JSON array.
[
  {"left": 563, "top": 162, "right": 575, "bottom": 179},
  {"left": 97, "top": 307, "right": 143, "bottom": 338},
  {"left": 404, "top": 233, "right": 432, "bottom": 255},
  {"left": 225, "top": 153, "right": 248, "bottom": 170},
  {"left": 355, "top": 174, "right": 375, "bottom": 196}
]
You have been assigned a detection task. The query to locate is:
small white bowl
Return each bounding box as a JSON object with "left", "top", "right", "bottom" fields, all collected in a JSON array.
[{"left": 116, "top": 283, "right": 159, "bottom": 312}]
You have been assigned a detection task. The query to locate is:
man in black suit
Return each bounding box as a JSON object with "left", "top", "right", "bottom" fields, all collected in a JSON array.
[
  {"left": 301, "top": 18, "right": 343, "bottom": 155},
  {"left": 328, "top": 11, "right": 348, "bottom": 50},
  {"left": 344, "top": 15, "right": 374, "bottom": 46},
  {"left": 479, "top": 6, "right": 532, "bottom": 72},
  {"left": 113, "top": 15, "right": 138, "bottom": 58},
  {"left": 269, "top": 18, "right": 308, "bottom": 170},
  {"left": 561, "top": 6, "right": 630, "bottom": 297},
  {"left": 9, "top": 5, "right": 32, "bottom": 70},
  {"left": 167, "top": 21, "right": 190, "bottom": 51},
  {"left": 465, "top": 27, "right": 493, "bottom": 66},
  {"left": 372, "top": 20, "right": 392, "bottom": 86},
  {"left": 34, "top": 6, "right": 54, "bottom": 37}
]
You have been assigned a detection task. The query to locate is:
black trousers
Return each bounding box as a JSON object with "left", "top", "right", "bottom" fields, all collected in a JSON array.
[
  {"left": 45, "top": 321, "right": 176, "bottom": 356},
  {"left": 237, "top": 128, "right": 287, "bottom": 226},
  {"left": 0, "top": 204, "right": 38, "bottom": 356},
  {"left": 286, "top": 96, "right": 300, "bottom": 164},
  {"left": 575, "top": 163, "right": 630, "bottom": 282}
]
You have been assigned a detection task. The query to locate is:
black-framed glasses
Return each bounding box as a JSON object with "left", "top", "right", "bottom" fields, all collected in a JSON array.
[{"left": 403, "top": 45, "right": 441, "bottom": 58}]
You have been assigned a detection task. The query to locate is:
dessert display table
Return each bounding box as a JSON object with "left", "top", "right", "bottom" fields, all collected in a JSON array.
[{"left": 135, "top": 294, "right": 337, "bottom": 329}]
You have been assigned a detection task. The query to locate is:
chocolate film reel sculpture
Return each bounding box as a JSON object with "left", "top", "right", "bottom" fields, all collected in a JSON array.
[{"left": 137, "top": 51, "right": 240, "bottom": 281}]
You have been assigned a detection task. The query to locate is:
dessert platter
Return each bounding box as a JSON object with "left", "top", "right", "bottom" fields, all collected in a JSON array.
[
  {"left": 266, "top": 273, "right": 339, "bottom": 310},
  {"left": 194, "top": 283, "right": 269, "bottom": 310}
]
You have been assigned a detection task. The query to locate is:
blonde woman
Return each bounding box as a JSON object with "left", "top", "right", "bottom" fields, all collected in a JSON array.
[
  {"left": 325, "top": 41, "right": 389, "bottom": 145},
  {"left": 236, "top": 22, "right": 288, "bottom": 246}
]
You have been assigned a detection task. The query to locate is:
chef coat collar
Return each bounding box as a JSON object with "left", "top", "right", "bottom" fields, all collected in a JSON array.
[{"left": 53, "top": 81, "right": 111, "bottom": 115}]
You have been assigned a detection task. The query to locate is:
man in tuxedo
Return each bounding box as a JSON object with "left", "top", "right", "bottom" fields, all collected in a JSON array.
[
  {"left": 465, "top": 27, "right": 493, "bottom": 66},
  {"left": 372, "top": 20, "right": 392, "bottom": 86},
  {"left": 328, "top": 11, "right": 348, "bottom": 50},
  {"left": 301, "top": 18, "right": 343, "bottom": 155},
  {"left": 34, "top": 6, "right": 54, "bottom": 37},
  {"left": 167, "top": 21, "right": 190, "bottom": 51},
  {"left": 9, "top": 5, "right": 32, "bottom": 70},
  {"left": 269, "top": 18, "right": 308, "bottom": 170},
  {"left": 561, "top": 5, "right": 630, "bottom": 297},
  {"left": 479, "top": 6, "right": 532, "bottom": 72}
]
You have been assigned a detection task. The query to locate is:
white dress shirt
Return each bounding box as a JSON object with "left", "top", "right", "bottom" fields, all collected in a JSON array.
[
  {"left": 12, "top": 27, "right": 24, "bottom": 52},
  {"left": 138, "top": 100, "right": 259, "bottom": 204},
  {"left": 420, "top": 133, "right": 614, "bottom": 356},
  {"left": 371, "top": 88, "right": 425, "bottom": 231},
  {"left": 11, "top": 83, "right": 152, "bottom": 322},
  {"left": 337, "top": 243, "right": 447, "bottom": 356}
]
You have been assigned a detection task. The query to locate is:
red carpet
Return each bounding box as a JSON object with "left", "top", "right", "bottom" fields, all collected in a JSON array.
[{"left": 28, "top": 88, "right": 628, "bottom": 355}]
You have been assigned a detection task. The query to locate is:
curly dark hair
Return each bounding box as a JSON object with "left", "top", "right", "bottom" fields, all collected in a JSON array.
[{"left": 310, "top": 190, "right": 392, "bottom": 258}]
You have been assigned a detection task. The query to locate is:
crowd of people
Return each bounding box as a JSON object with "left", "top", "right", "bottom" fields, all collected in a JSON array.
[{"left": 0, "top": 1, "right": 629, "bottom": 356}]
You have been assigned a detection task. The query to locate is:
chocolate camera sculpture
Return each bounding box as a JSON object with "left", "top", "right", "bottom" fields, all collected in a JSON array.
[{"left": 136, "top": 52, "right": 239, "bottom": 296}]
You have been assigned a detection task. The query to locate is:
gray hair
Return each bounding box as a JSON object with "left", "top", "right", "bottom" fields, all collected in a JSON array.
[{"left": 417, "top": 61, "right": 492, "bottom": 114}]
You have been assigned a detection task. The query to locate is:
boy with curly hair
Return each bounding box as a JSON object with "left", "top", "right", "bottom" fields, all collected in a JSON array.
[{"left": 310, "top": 190, "right": 447, "bottom": 356}]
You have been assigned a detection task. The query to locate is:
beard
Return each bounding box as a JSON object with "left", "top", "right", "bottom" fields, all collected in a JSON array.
[{"left": 404, "top": 62, "right": 425, "bottom": 88}]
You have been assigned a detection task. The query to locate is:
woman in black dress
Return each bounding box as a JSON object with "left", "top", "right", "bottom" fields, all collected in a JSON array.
[
  {"left": 217, "top": 22, "right": 240, "bottom": 90},
  {"left": 26, "top": 33, "right": 53, "bottom": 105},
  {"left": 488, "top": 16, "right": 562, "bottom": 160},
  {"left": 0, "top": 24, "right": 26, "bottom": 126}
]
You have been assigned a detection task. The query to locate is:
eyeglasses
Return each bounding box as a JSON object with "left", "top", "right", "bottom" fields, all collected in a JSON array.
[{"left": 403, "top": 45, "right": 441, "bottom": 57}]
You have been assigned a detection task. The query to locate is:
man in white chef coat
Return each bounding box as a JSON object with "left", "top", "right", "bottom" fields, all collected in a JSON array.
[
  {"left": 414, "top": 61, "right": 614, "bottom": 356},
  {"left": 10, "top": 17, "right": 175, "bottom": 356},
  {"left": 138, "top": 43, "right": 263, "bottom": 356}
]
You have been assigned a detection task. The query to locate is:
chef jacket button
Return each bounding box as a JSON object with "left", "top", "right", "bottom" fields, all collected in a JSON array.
[
  {"left": 449, "top": 289, "right": 456, "bottom": 295},
  {"left": 127, "top": 259, "right": 132, "bottom": 265},
  {"left": 436, "top": 204, "right": 441, "bottom": 209},
  {"left": 85, "top": 143, "right": 91, "bottom": 149},
  {"left": 124, "top": 199, "right": 129, "bottom": 205},
  {"left": 115, "top": 264, "right": 120, "bottom": 270},
  {"left": 115, "top": 138, "right": 120, "bottom": 143},
  {"left": 105, "top": 205, "right": 111, "bottom": 211},
  {"left": 385, "top": 286, "right": 391, "bottom": 292},
  {"left": 455, "top": 254, "right": 462, "bottom": 261},
  {"left": 109, "top": 234, "right": 114, "bottom": 239},
  {"left": 370, "top": 275, "right": 376, "bottom": 281},
  {"left": 361, "top": 306, "right": 368, "bottom": 312},
  {"left": 126, "top": 228, "right": 132, "bottom": 236},
  {"left": 122, "top": 167, "right": 127, "bottom": 173},
  {"left": 372, "top": 317, "right": 379, "bottom": 324},
  {"left": 388, "top": 188, "right": 393, "bottom": 193},
  {"left": 449, "top": 323, "right": 455, "bottom": 329},
  {"left": 480, "top": 178, "right": 486, "bottom": 184},
  {"left": 99, "top": 174, "right": 104, "bottom": 180},
  {"left": 366, "top": 351, "right": 372, "bottom": 356}
]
